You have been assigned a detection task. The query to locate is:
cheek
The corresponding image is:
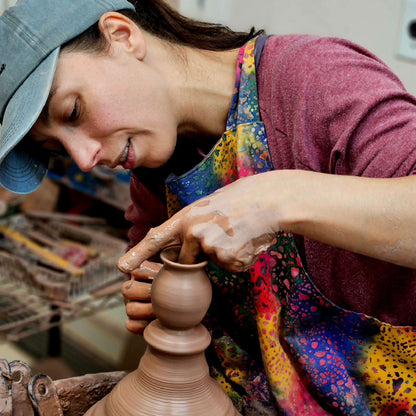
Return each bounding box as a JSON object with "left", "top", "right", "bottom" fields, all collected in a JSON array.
[
  {"left": 87, "top": 100, "right": 132, "bottom": 131},
  {"left": 134, "top": 128, "right": 177, "bottom": 168},
  {"left": 87, "top": 78, "right": 138, "bottom": 127}
]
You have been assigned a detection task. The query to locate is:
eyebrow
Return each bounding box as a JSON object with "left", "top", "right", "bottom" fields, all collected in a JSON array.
[{"left": 39, "top": 86, "right": 57, "bottom": 126}]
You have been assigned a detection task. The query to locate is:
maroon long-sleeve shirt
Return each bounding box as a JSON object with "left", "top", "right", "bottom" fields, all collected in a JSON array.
[{"left": 126, "top": 35, "right": 416, "bottom": 326}]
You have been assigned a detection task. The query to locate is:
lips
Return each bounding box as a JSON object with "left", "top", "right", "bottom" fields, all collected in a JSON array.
[
  {"left": 120, "top": 139, "right": 130, "bottom": 165},
  {"left": 112, "top": 139, "right": 131, "bottom": 169},
  {"left": 120, "top": 138, "right": 137, "bottom": 170}
]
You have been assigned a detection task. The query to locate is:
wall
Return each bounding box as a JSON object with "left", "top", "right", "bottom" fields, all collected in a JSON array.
[{"left": 179, "top": 0, "right": 416, "bottom": 94}]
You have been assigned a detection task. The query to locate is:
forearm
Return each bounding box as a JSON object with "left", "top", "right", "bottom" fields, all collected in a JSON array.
[{"left": 275, "top": 170, "right": 416, "bottom": 268}]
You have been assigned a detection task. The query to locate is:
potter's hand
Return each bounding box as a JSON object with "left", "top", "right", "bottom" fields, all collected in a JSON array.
[
  {"left": 119, "top": 175, "right": 280, "bottom": 274},
  {"left": 121, "top": 260, "right": 162, "bottom": 334},
  {"left": 120, "top": 171, "right": 416, "bottom": 276}
]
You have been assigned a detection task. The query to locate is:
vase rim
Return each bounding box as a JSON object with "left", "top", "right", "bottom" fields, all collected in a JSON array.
[{"left": 160, "top": 245, "right": 208, "bottom": 269}]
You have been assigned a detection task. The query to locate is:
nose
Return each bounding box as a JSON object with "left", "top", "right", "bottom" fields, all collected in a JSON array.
[{"left": 61, "top": 133, "right": 101, "bottom": 172}]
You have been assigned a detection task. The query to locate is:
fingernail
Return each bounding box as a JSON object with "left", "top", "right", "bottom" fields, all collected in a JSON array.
[{"left": 118, "top": 261, "right": 130, "bottom": 272}]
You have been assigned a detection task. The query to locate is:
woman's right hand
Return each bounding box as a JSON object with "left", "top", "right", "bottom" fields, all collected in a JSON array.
[
  {"left": 119, "top": 171, "right": 416, "bottom": 280},
  {"left": 121, "top": 260, "right": 162, "bottom": 334}
]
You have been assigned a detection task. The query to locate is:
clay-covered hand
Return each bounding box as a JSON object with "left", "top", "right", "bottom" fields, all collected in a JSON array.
[
  {"left": 119, "top": 174, "right": 280, "bottom": 274},
  {"left": 119, "top": 170, "right": 416, "bottom": 281},
  {"left": 121, "top": 260, "right": 162, "bottom": 334}
]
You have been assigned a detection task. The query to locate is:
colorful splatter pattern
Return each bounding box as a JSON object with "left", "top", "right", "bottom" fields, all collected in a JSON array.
[{"left": 165, "top": 39, "right": 416, "bottom": 415}]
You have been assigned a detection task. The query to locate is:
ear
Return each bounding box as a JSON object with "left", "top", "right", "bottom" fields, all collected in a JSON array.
[{"left": 98, "top": 12, "right": 146, "bottom": 60}]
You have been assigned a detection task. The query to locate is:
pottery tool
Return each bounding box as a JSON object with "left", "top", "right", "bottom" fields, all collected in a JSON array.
[
  {"left": 0, "top": 225, "right": 84, "bottom": 276},
  {"left": 0, "top": 213, "right": 127, "bottom": 344}
]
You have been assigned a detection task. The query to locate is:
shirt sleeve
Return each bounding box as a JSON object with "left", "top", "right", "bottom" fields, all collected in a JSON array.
[{"left": 258, "top": 35, "right": 416, "bottom": 178}]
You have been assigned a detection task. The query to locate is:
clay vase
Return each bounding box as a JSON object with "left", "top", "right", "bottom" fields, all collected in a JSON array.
[{"left": 85, "top": 245, "right": 241, "bottom": 416}]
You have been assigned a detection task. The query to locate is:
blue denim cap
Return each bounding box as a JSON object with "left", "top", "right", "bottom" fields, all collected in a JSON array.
[{"left": 0, "top": 0, "right": 135, "bottom": 194}]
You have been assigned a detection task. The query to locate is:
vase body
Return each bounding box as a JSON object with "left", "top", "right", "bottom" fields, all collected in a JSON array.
[{"left": 85, "top": 246, "right": 241, "bottom": 416}]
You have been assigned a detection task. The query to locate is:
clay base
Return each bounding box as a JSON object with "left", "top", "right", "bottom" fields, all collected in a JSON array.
[
  {"left": 85, "top": 247, "right": 241, "bottom": 416},
  {"left": 85, "top": 344, "right": 241, "bottom": 416}
]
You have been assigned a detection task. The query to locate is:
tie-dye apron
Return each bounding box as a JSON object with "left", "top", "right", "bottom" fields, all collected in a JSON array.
[{"left": 165, "top": 38, "right": 416, "bottom": 416}]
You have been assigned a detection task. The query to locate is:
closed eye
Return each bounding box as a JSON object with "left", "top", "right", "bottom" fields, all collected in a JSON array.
[{"left": 67, "top": 99, "right": 80, "bottom": 123}]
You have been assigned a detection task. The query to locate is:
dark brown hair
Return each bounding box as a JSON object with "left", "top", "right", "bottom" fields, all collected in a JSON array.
[{"left": 63, "top": 0, "right": 264, "bottom": 53}]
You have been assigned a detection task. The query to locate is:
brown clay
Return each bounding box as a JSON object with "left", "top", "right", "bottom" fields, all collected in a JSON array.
[{"left": 85, "top": 245, "right": 241, "bottom": 416}]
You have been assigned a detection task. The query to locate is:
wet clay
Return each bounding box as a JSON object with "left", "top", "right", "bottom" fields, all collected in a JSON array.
[{"left": 85, "top": 245, "right": 241, "bottom": 415}]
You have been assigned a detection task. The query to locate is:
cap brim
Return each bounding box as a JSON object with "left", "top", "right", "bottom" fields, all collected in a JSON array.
[{"left": 0, "top": 48, "right": 60, "bottom": 194}]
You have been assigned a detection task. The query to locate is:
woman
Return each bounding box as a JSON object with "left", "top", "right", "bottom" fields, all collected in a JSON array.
[{"left": 2, "top": 0, "right": 416, "bottom": 414}]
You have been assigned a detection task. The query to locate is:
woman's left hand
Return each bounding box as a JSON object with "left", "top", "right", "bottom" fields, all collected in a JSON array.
[{"left": 122, "top": 260, "right": 162, "bottom": 334}]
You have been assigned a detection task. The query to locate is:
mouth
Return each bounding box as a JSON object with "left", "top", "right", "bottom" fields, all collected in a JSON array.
[{"left": 118, "top": 139, "right": 130, "bottom": 166}]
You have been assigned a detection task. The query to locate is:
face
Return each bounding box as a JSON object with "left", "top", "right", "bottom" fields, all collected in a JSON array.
[{"left": 29, "top": 48, "right": 178, "bottom": 172}]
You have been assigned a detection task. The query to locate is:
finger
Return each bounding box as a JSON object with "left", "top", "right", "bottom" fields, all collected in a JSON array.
[
  {"left": 178, "top": 237, "right": 201, "bottom": 265},
  {"left": 206, "top": 244, "right": 253, "bottom": 273},
  {"left": 118, "top": 219, "right": 183, "bottom": 273},
  {"left": 125, "top": 318, "right": 150, "bottom": 335},
  {"left": 130, "top": 260, "right": 162, "bottom": 280},
  {"left": 125, "top": 300, "right": 154, "bottom": 320},
  {"left": 122, "top": 280, "right": 152, "bottom": 301}
]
